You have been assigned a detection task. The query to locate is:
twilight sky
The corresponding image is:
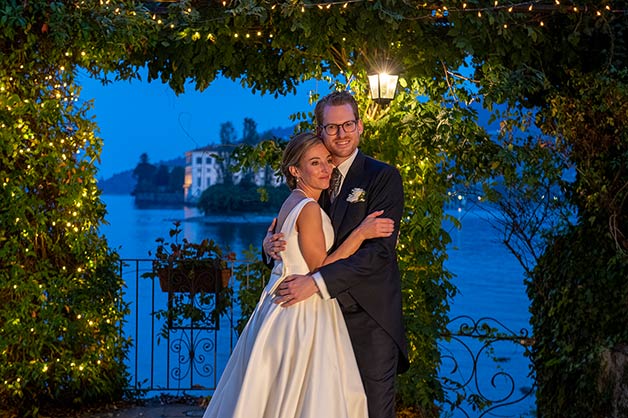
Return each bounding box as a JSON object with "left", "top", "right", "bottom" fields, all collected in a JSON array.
[{"left": 78, "top": 72, "right": 331, "bottom": 179}]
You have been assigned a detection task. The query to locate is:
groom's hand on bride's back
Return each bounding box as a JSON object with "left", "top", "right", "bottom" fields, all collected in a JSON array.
[
  {"left": 274, "top": 274, "right": 318, "bottom": 307},
  {"left": 263, "top": 218, "right": 286, "bottom": 261}
]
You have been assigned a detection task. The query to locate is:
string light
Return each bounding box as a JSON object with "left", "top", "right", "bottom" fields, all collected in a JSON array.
[{"left": 222, "top": 0, "right": 626, "bottom": 17}]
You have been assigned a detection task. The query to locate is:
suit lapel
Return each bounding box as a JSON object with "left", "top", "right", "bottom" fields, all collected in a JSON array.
[{"left": 331, "top": 151, "right": 366, "bottom": 237}]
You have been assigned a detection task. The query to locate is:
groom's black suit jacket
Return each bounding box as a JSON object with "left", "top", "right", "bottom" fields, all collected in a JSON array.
[{"left": 318, "top": 151, "right": 409, "bottom": 373}]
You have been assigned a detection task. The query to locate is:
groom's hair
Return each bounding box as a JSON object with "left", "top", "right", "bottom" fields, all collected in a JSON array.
[{"left": 314, "top": 91, "right": 360, "bottom": 128}]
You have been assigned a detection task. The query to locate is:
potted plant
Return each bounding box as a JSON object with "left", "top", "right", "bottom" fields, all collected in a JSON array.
[
  {"left": 147, "top": 221, "right": 232, "bottom": 293},
  {"left": 143, "top": 221, "right": 235, "bottom": 333}
]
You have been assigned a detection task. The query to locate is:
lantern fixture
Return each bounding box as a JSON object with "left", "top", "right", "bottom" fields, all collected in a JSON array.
[{"left": 368, "top": 72, "right": 399, "bottom": 106}]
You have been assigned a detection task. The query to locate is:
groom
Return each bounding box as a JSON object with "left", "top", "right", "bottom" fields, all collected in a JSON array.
[{"left": 267, "top": 91, "right": 408, "bottom": 418}]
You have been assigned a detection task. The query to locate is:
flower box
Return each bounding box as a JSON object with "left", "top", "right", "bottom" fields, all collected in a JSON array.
[{"left": 157, "top": 263, "right": 231, "bottom": 293}]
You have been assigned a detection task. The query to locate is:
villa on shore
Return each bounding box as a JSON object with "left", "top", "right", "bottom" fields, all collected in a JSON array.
[{"left": 183, "top": 144, "right": 282, "bottom": 205}]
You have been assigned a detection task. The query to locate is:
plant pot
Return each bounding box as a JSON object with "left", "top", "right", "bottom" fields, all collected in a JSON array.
[{"left": 157, "top": 262, "right": 231, "bottom": 293}]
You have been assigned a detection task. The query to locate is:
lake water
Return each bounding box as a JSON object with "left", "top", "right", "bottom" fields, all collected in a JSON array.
[{"left": 101, "top": 194, "right": 534, "bottom": 416}]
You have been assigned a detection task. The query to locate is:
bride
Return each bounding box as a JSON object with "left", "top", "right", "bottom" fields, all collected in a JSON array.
[{"left": 202, "top": 132, "right": 394, "bottom": 418}]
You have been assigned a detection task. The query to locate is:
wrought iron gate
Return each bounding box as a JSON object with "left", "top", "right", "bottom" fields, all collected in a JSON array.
[{"left": 119, "top": 259, "right": 536, "bottom": 416}]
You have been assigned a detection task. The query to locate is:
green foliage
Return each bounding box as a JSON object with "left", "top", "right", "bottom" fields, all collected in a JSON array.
[
  {"left": 524, "top": 74, "right": 628, "bottom": 417},
  {"left": 232, "top": 246, "right": 269, "bottom": 336},
  {"left": 0, "top": 72, "right": 131, "bottom": 415},
  {"left": 353, "top": 77, "right": 495, "bottom": 412},
  {"left": 0, "top": 1, "right": 157, "bottom": 413},
  {"left": 529, "top": 225, "right": 628, "bottom": 417}
]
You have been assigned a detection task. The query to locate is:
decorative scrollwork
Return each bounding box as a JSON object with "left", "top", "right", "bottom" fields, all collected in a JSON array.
[
  {"left": 121, "top": 258, "right": 538, "bottom": 413},
  {"left": 439, "top": 316, "right": 536, "bottom": 417},
  {"left": 168, "top": 329, "right": 217, "bottom": 382}
]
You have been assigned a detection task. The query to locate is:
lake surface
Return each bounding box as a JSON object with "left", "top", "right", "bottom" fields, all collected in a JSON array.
[
  {"left": 101, "top": 194, "right": 534, "bottom": 416},
  {"left": 101, "top": 195, "right": 530, "bottom": 326}
]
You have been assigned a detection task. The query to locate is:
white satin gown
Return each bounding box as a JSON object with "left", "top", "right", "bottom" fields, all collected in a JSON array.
[{"left": 203, "top": 197, "right": 367, "bottom": 418}]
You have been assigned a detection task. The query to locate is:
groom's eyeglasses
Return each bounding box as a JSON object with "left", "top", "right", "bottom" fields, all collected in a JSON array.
[{"left": 320, "top": 120, "right": 358, "bottom": 136}]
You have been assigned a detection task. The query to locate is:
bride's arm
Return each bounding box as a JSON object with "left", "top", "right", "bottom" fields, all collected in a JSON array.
[
  {"left": 320, "top": 210, "right": 392, "bottom": 267},
  {"left": 297, "top": 202, "right": 393, "bottom": 272},
  {"left": 275, "top": 202, "right": 393, "bottom": 306},
  {"left": 295, "top": 202, "right": 329, "bottom": 272}
]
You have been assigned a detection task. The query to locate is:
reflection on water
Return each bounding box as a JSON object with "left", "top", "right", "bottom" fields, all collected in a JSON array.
[{"left": 102, "top": 194, "right": 272, "bottom": 260}]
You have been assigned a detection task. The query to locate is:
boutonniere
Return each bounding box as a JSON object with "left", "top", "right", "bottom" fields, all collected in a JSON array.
[{"left": 346, "top": 188, "right": 366, "bottom": 203}]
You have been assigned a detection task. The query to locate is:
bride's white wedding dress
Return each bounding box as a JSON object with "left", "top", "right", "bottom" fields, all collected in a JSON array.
[{"left": 203, "top": 197, "right": 367, "bottom": 418}]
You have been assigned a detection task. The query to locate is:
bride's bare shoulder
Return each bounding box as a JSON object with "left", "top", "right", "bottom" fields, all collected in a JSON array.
[{"left": 296, "top": 200, "right": 323, "bottom": 224}]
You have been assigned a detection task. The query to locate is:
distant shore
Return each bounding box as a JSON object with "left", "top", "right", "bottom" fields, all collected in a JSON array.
[{"left": 181, "top": 213, "right": 275, "bottom": 225}]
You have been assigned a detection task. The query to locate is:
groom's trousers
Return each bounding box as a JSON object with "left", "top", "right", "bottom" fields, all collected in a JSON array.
[{"left": 343, "top": 307, "right": 399, "bottom": 418}]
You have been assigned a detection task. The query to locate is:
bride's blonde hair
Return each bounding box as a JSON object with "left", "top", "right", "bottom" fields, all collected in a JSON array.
[{"left": 281, "top": 132, "right": 322, "bottom": 190}]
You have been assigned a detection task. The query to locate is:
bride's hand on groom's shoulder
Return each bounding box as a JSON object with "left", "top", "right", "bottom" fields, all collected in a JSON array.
[
  {"left": 273, "top": 274, "right": 318, "bottom": 307},
  {"left": 264, "top": 218, "right": 286, "bottom": 260}
]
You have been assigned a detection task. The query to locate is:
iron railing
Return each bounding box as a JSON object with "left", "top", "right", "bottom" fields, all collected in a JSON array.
[
  {"left": 439, "top": 316, "right": 536, "bottom": 417},
  {"left": 119, "top": 258, "right": 536, "bottom": 417}
]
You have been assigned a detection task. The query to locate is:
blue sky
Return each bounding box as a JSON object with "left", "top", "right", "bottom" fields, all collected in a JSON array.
[{"left": 78, "top": 72, "right": 330, "bottom": 179}]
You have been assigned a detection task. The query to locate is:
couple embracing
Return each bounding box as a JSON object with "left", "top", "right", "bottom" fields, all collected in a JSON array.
[{"left": 203, "top": 91, "right": 409, "bottom": 418}]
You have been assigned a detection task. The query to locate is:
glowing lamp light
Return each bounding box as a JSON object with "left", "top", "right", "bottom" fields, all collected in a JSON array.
[{"left": 368, "top": 72, "right": 398, "bottom": 106}]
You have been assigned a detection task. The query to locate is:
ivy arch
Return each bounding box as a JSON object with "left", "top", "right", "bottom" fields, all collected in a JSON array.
[{"left": 1, "top": 1, "right": 627, "bottom": 416}]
